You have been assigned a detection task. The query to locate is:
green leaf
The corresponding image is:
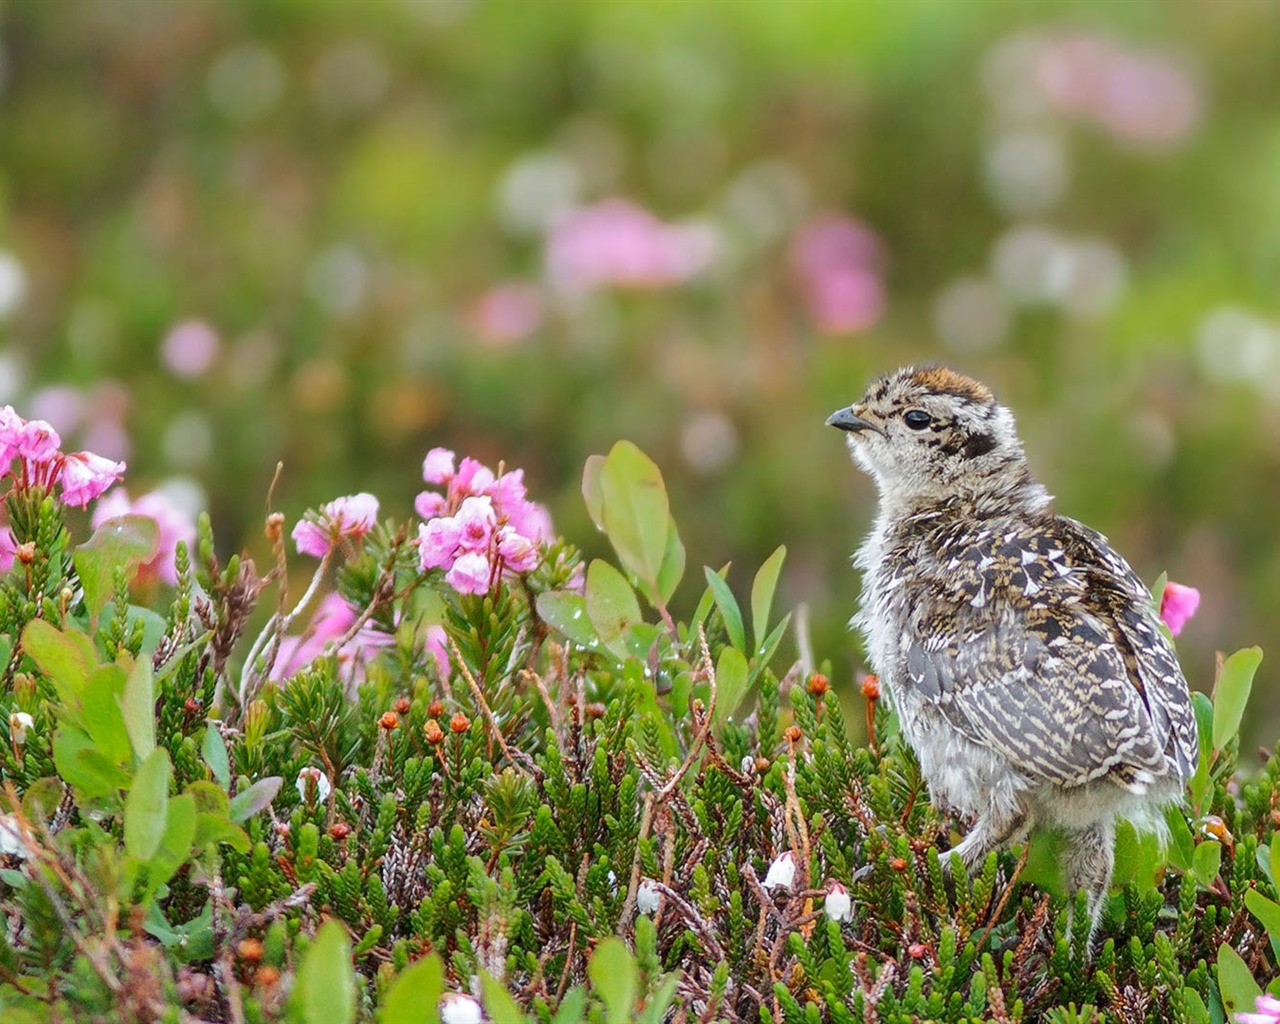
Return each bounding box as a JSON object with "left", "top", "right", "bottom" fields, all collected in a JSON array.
[
  {"left": 53, "top": 726, "right": 121, "bottom": 800},
  {"left": 751, "top": 612, "right": 792, "bottom": 682},
  {"left": 581, "top": 454, "right": 606, "bottom": 533},
  {"left": 144, "top": 901, "right": 214, "bottom": 962},
  {"left": 702, "top": 566, "right": 745, "bottom": 652},
  {"left": 1111, "top": 821, "right": 1159, "bottom": 893},
  {"left": 22, "top": 619, "right": 98, "bottom": 722},
  {"left": 714, "top": 647, "right": 749, "bottom": 728},
  {"left": 587, "top": 936, "right": 636, "bottom": 1024},
  {"left": 73, "top": 514, "right": 160, "bottom": 624},
  {"left": 81, "top": 666, "right": 131, "bottom": 767},
  {"left": 1189, "top": 690, "right": 1214, "bottom": 812},
  {"left": 149, "top": 792, "right": 196, "bottom": 886},
  {"left": 1246, "top": 889, "right": 1280, "bottom": 961},
  {"left": 294, "top": 920, "right": 355, "bottom": 1024},
  {"left": 125, "top": 748, "right": 171, "bottom": 862},
  {"left": 229, "top": 777, "right": 282, "bottom": 823},
  {"left": 599, "top": 441, "right": 669, "bottom": 584},
  {"left": 1193, "top": 840, "right": 1222, "bottom": 886},
  {"left": 535, "top": 590, "right": 598, "bottom": 648},
  {"left": 1259, "top": 834, "right": 1280, "bottom": 895},
  {"left": 690, "top": 563, "right": 729, "bottom": 636},
  {"left": 380, "top": 953, "right": 444, "bottom": 1024},
  {"left": 1163, "top": 806, "right": 1196, "bottom": 874},
  {"left": 750, "top": 545, "right": 786, "bottom": 652},
  {"left": 119, "top": 655, "right": 155, "bottom": 762},
  {"left": 481, "top": 973, "right": 525, "bottom": 1024},
  {"left": 20, "top": 778, "right": 64, "bottom": 825},
  {"left": 1212, "top": 646, "right": 1263, "bottom": 749},
  {"left": 585, "top": 560, "right": 642, "bottom": 661},
  {"left": 550, "top": 988, "right": 588, "bottom": 1024},
  {"left": 1183, "top": 989, "right": 1210, "bottom": 1024},
  {"left": 654, "top": 516, "right": 685, "bottom": 605},
  {"left": 1216, "top": 943, "right": 1261, "bottom": 1018},
  {"left": 201, "top": 725, "right": 231, "bottom": 789}
]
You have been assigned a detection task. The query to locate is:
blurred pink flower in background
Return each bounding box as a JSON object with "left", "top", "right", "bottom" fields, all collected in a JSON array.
[
  {"left": 1032, "top": 33, "right": 1200, "bottom": 148},
  {"left": 1237, "top": 994, "right": 1280, "bottom": 1024},
  {"left": 293, "top": 492, "right": 379, "bottom": 558},
  {"left": 93, "top": 487, "right": 198, "bottom": 586},
  {"left": 271, "top": 591, "right": 395, "bottom": 689},
  {"left": 0, "top": 528, "right": 15, "bottom": 573},
  {"left": 161, "top": 320, "right": 222, "bottom": 379},
  {"left": 469, "top": 282, "right": 544, "bottom": 345},
  {"left": 1159, "top": 580, "right": 1200, "bottom": 637},
  {"left": 789, "top": 215, "right": 886, "bottom": 335},
  {"left": 546, "top": 198, "right": 717, "bottom": 292}
]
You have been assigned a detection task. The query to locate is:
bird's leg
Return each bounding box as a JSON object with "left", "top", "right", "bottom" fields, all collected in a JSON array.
[
  {"left": 1063, "top": 819, "right": 1115, "bottom": 954},
  {"left": 945, "top": 808, "right": 1029, "bottom": 876}
]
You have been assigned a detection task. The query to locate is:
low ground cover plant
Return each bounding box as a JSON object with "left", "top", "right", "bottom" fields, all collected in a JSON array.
[{"left": 0, "top": 409, "right": 1276, "bottom": 1023}]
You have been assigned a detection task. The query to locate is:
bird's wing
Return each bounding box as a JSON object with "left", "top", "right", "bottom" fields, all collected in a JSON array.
[{"left": 901, "top": 518, "right": 1193, "bottom": 790}]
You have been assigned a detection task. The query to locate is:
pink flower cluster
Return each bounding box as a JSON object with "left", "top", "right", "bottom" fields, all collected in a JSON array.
[
  {"left": 0, "top": 405, "right": 125, "bottom": 508},
  {"left": 789, "top": 215, "right": 886, "bottom": 335},
  {"left": 416, "top": 448, "right": 551, "bottom": 595},
  {"left": 1238, "top": 994, "right": 1280, "bottom": 1024},
  {"left": 545, "top": 198, "right": 716, "bottom": 293},
  {"left": 293, "top": 493, "right": 380, "bottom": 558}
]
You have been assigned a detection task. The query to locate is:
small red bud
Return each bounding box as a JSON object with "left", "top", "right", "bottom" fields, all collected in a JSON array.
[
  {"left": 783, "top": 725, "right": 803, "bottom": 744},
  {"left": 890, "top": 857, "right": 908, "bottom": 872},
  {"left": 427, "top": 699, "right": 444, "bottom": 719},
  {"left": 424, "top": 719, "right": 445, "bottom": 745},
  {"left": 585, "top": 702, "right": 606, "bottom": 720},
  {"left": 379, "top": 711, "right": 399, "bottom": 731},
  {"left": 237, "top": 938, "right": 264, "bottom": 963},
  {"left": 256, "top": 965, "right": 281, "bottom": 987},
  {"left": 754, "top": 757, "right": 771, "bottom": 774},
  {"left": 449, "top": 712, "right": 470, "bottom": 734},
  {"left": 860, "top": 674, "right": 881, "bottom": 701},
  {"left": 329, "top": 822, "right": 351, "bottom": 841},
  {"left": 807, "top": 673, "right": 830, "bottom": 697},
  {"left": 908, "top": 942, "right": 928, "bottom": 959},
  {"left": 16, "top": 542, "right": 35, "bottom": 566},
  {"left": 394, "top": 697, "right": 412, "bottom": 715}
]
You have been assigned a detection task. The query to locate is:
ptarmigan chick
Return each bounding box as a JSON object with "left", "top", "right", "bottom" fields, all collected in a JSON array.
[{"left": 829, "top": 366, "right": 1197, "bottom": 943}]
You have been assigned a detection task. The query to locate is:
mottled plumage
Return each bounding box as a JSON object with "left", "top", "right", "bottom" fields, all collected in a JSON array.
[{"left": 830, "top": 365, "right": 1197, "bottom": 944}]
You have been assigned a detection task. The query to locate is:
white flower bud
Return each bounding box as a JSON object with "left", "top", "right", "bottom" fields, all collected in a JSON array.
[
  {"left": 636, "top": 877, "right": 661, "bottom": 914},
  {"left": 9, "top": 711, "right": 33, "bottom": 745},
  {"left": 439, "top": 992, "right": 484, "bottom": 1024},
  {"left": 824, "top": 880, "right": 853, "bottom": 922},
  {"left": 762, "top": 851, "right": 796, "bottom": 890},
  {"left": 0, "top": 814, "right": 28, "bottom": 858},
  {"left": 295, "top": 767, "right": 331, "bottom": 804}
]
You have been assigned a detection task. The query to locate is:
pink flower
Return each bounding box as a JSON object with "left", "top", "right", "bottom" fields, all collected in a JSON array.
[
  {"left": 92, "top": 487, "right": 198, "bottom": 586},
  {"left": 415, "top": 491, "right": 447, "bottom": 520},
  {"left": 272, "top": 592, "right": 394, "bottom": 690},
  {"left": 470, "top": 281, "right": 543, "bottom": 345},
  {"left": 422, "top": 447, "right": 456, "bottom": 485},
  {"left": 1237, "top": 994, "right": 1280, "bottom": 1024},
  {"left": 1159, "top": 581, "right": 1200, "bottom": 637},
  {"left": 445, "top": 550, "right": 492, "bottom": 595},
  {"left": 424, "top": 624, "right": 449, "bottom": 679},
  {"left": 454, "top": 496, "right": 496, "bottom": 552},
  {"left": 161, "top": 320, "right": 221, "bottom": 379},
  {"left": 450, "top": 457, "right": 495, "bottom": 500},
  {"left": 546, "top": 198, "right": 716, "bottom": 292},
  {"left": 418, "top": 517, "right": 462, "bottom": 571},
  {"left": 16, "top": 419, "right": 60, "bottom": 463},
  {"left": 790, "top": 216, "right": 886, "bottom": 335},
  {"left": 497, "top": 526, "right": 538, "bottom": 573},
  {"left": 485, "top": 469, "right": 527, "bottom": 510},
  {"left": 0, "top": 406, "right": 24, "bottom": 465},
  {"left": 58, "top": 452, "right": 126, "bottom": 508},
  {"left": 0, "top": 528, "right": 15, "bottom": 573},
  {"left": 292, "top": 492, "right": 380, "bottom": 558}
]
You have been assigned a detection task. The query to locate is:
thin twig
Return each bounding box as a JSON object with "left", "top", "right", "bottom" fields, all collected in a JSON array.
[
  {"left": 656, "top": 626, "right": 717, "bottom": 803},
  {"left": 451, "top": 638, "right": 538, "bottom": 778}
]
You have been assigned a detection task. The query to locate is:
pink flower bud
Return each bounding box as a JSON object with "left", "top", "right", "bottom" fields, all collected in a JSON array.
[
  {"left": 445, "top": 550, "right": 492, "bottom": 595},
  {"left": 418, "top": 517, "right": 462, "bottom": 571},
  {"left": 422, "top": 447, "right": 456, "bottom": 485},
  {"left": 1159, "top": 581, "right": 1200, "bottom": 636},
  {"left": 497, "top": 526, "right": 539, "bottom": 573},
  {"left": 454, "top": 496, "right": 496, "bottom": 552},
  {"left": 16, "top": 419, "right": 60, "bottom": 462},
  {"left": 58, "top": 451, "right": 126, "bottom": 508}
]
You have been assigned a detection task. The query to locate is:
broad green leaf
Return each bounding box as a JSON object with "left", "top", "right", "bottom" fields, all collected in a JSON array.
[
  {"left": 1245, "top": 889, "right": 1280, "bottom": 962},
  {"left": 1189, "top": 690, "right": 1214, "bottom": 812},
  {"left": 550, "top": 988, "right": 588, "bottom": 1024},
  {"left": 587, "top": 936, "right": 636, "bottom": 1024},
  {"left": 690, "top": 563, "right": 729, "bottom": 636},
  {"left": 654, "top": 516, "right": 685, "bottom": 605},
  {"left": 585, "top": 560, "right": 642, "bottom": 661},
  {"left": 193, "top": 813, "right": 250, "bottom": 855},
  {"left": 53, "top": 726, "right": 119, "bottom": 800},
  {"left": 535, "top": 591, "right": 598, "bottom": 648},
  {"left": 1163, "top": 806, "right": 1195, "bottom": 874},
  {"left": 149, "top": 792, "right": 196, "bottom": 887},
  {"left": 581, "top": 454, "right": 606, "bottom": 533},
  {"left": 229, "top": 777, "right": 282, "bottom": 823},
  {"left": 1182, "top": 990, "right": 1209, "bottom": 1024},
  {"left": 702, "top": 566, "right": 746, "bottom": 652},
  {"left": 714, "top": 647, "right": 749, "bottom": 728},
  {"left": 81, "top": 666, "right": 131, "bottom": 767},
  {"left": 1149, "top": 570, "right": 1168, "bottom": 611},
  {"left": 1018, "top": 828, "right": 1067, "bottom": 895},
  {"left": 1259, "top": 834, "right": 1280, "bottom": 895},
  {"left": 20, "top": 778, "right": 64, "bottom": 825},
  {"left": 750, "top": 613, "right": 792, "bottom": 684},
  {"left": 74, "top": 748, "right": 134, "bottom": 792},
  {"left": 638, "top": 974, "right": 680, "bottom": 1024},
  {"left": 1212, "top": 646, "right": 1263, "bottom": 749},
  {"left": 294, "top": 920, "right": 355, "bottom": 1024},
  {"left": 119, "top": 655, "right": 155, "bottom": 762},
  {"left": 750, "top": 545, "right": 786, "bottom": 652},
  {"left": 73, "top": 514, "right": 160, "bottom": 624},
  {"left": 186, "top": 781, "right": 230, "bottom": 817},
  {"left": 1111, "top": 821, "right": 1158, "bottom": 893},
  {"left": 599, "top": 441, "right": 669, "bottom": 583},
  {"left": 380, "top": 953, "right": 444, "bottom": 1024},
  {"left": 1216, "top": 943, "right": 1261, "bottom": 1018},
  {"left": 125, "top": 748, "right": 171, "bottom": 862},
  {"left": 1192, "top": 840, "right": 1222, "bottom": 886},
  {"left": 201, "top": 725, "right": 231, "bottom": 789},
  {"left": 22, "top": 619, "right": 98, "bottom": 720},
  {"left": 144, "top": 901, "right": 214, "bottom": 963},
  {"left": 481, "top": 973, "right": 525, "bottom": 1024}
]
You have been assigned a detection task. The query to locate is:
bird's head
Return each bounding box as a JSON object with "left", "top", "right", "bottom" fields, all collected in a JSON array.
[{"left": 829, "top": 366, "right": 1044, "bottom": 512}]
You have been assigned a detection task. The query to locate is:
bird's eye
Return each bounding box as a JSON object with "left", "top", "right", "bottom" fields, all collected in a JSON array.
[{"left": 903, "top": 409, "right": 932, "bottom": 430}]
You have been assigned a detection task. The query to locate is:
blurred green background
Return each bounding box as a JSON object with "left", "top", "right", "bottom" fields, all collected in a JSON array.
[{"left": 1, "top": 0, "right": 1277, "bottom": 738}]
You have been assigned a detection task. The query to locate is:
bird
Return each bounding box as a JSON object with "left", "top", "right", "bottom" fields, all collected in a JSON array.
[{"left": 827, "top": 365, "right": 1197, "bottom": 945}]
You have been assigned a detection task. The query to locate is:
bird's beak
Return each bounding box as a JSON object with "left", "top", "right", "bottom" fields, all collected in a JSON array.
[{"left": 826, "top": 407, "right": 880, "bottom": 434}]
